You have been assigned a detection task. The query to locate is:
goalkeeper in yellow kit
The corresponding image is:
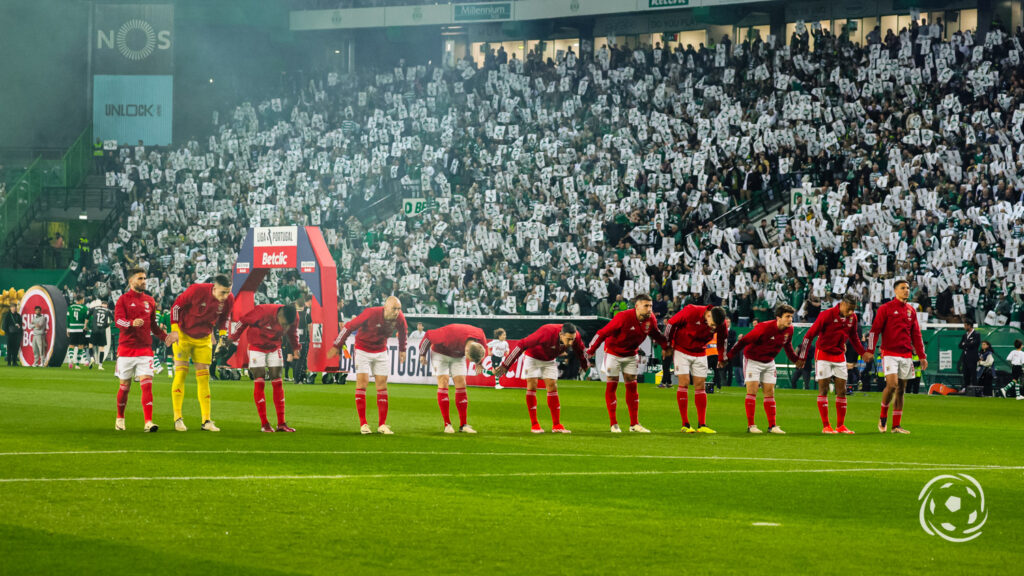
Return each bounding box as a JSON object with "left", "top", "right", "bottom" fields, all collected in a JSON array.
[{"left": 169, "top": 275, "right": 234, "bottom": 431}]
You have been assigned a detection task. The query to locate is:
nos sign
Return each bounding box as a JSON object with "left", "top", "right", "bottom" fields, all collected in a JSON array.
[{"left": 94, "top": 4, "right": 174, "bottom": 74}]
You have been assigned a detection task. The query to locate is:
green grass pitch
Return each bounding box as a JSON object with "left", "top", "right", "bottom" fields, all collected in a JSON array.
[{"left": 1, "top": 364, "right": 1022, "bottom": 575}]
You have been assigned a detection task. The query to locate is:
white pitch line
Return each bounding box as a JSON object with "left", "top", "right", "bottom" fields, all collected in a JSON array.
[
  {"left": 0, "top": 466, "right": 1022, "bottom": 484},
  {"left": 0, "top": 449, "right": 1009, "bottom": 470}
]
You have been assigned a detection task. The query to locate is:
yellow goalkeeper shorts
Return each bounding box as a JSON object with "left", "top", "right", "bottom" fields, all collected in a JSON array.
[{"left": 172, "top": 329, "right": 214, "bottom": 365}]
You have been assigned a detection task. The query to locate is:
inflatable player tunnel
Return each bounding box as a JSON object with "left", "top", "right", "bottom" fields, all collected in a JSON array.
[{"left": 229, "top": 226, "right": 339, "bottom": 372}]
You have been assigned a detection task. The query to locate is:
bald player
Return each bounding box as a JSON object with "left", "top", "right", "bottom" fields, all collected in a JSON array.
[{"left": 328, "top": 296, "right": 408, "bottom": 434}]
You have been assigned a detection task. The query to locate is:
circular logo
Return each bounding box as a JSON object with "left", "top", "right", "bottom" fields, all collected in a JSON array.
[
  {"left": 18, "top": 285, "right": 68, "bottom": 367},
  {"left": 919, "top": 474, "right": 988, "bottom": 542},
  {"left": 570, "top": 0, "right": 580, "bottom": 13},
  {"left": 412, "top": 7, "right": 423, "bottom": 22},
  {"left": 116, "top": 18, "right": 157, "bottom": 61}
]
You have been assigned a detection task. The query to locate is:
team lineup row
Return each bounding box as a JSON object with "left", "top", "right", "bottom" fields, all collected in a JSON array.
[{"left": 108, "top": 267, "right": 926, "bottom": 435}]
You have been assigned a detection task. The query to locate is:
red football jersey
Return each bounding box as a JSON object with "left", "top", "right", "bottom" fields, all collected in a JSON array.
[
  {"left": 666, "top": 305, "right": 727, "bottom": 358},
  {"left": 418, "top": 324, "right": 487, "bottom": 358},
  {"left": 586, "top": 309, "right": 669, "bottom": 357},
  {"left": 171, "top": 283, "right": 234, "bottom": 339},
  {"left": 332, "top": 306, "right": 408, "bottom": 354},
  {"left": 115, "top": 289, "right": 167, "bottom": 357},
  {"left": 231, "top": 304, "right": 299, "bottom": 353},
  {"left": 500, "top": 323, "right": 590, "bottom": 372},
  {"left": 728, "top": 319, "right": 798, "bottom": 363},
  {"left": 798, "top": 304, "right": 867, "bottom": 363},
  {"left": 869, "top": 298, "right": 926, "bottom": 359}
]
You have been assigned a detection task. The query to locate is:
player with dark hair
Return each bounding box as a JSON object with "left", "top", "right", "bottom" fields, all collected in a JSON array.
[
  {"left": 114, "top": 267, "right": 178, "bottom": 432},
  {"left": 495, "top": 323, "right": 590, "bottom": 434},
  {"left": 87, "top": 300, "right": 113, "bottom": 370},
  {"left": 586, "top": 293, "right": 669, "bottom": 433},
  {"left": 230, "top": 303, "right": 299, "bottom": 432},
  {"left": 665, "top": 304, "right": 729, "bottom": 433},
  {"left": 729, "top": 304, "right": 798, "bottom": 434},
  {"left": 169, "top": 274, "right": 234, "bottom": 432},
  {"left": 66, "top": 294, "right": 89, "bottom": 369},
  {"left": 868, "top": 279, "right": 927, "bottom": 434},
  {"left": 327, "top": 296, "right": 408, "bottom": 434},
  {"left": 417, "top": 323, "right": 488, "bottom": 433},
  {"left": 797, "top": 294, "right": 871, "bottom": 434}
]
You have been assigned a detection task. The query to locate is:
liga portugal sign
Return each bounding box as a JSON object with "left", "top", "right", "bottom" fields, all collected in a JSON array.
[
  {"left": 18, "top": 285, "right": 69, "bottom": 367},
  {"left": 252, "top": 226, "right": 299, "bottom": 268}
]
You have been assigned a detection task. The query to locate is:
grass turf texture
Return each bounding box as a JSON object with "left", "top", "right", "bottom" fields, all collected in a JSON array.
[{"left": 1, "top": 364, "right": 1022, "bottom": 575}]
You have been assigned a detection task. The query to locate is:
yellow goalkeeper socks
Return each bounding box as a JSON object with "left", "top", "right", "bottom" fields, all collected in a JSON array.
[
  {"left": 171, "top": 366, "right": 188, "bottom": 420},
  {"left": 196, "top": 369, "right": 212, "bottom": 422}
]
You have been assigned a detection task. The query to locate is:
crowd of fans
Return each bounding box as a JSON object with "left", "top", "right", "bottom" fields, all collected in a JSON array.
[{"left": 69, "top": 18, "right": 1024, "bottom": 332}]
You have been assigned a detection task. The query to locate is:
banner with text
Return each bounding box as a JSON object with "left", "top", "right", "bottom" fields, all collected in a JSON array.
[
  {"left": 92, "top": 74, "right": 173, "bottom": 146},
  {"left": 94, "top": 3, "right": 174, "bottom": 75}
]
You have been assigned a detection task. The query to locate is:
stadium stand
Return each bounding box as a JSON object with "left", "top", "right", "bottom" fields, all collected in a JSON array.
[{"left": 70, "top": 20, "right": 1024, "bottom": 332}]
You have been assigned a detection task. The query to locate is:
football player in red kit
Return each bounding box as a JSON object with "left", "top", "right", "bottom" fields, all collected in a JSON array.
[
  {"left": 417, "top": 323, "right": 488, "bottom": 433},
  {"left": 327, "top": 296, "right": 408, "bottom": 435},
  {"left": 230, "top": 303, "right": 299, "bottom": 433},
  {"left": 495, "top": 323, "right": 589, "bottom": 434},
  {"left": 728, "top": 304, "right": 798, "bottom": 434},
  {"left": 797, "top": 294, "right": 871, "bottom": 434},
  {"left": 114, "top": 267, "right": 179, "bottom": 432},
  {"left": 665, "top": 305, "right": 728, "bottom": 433},
  {"left": 868, "top": 280, "right": 927, "bottom": 434},
  {"left": 586, "top": 294, "right": 670, "bottom": 433}
]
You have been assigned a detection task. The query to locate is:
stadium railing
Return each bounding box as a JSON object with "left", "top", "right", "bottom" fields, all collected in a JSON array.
[
  {"left": 61, "top": 124, "right": 93, "bottom": 192},
  {"left": 0, "top": 157, "right": 44, "bottom": 261}
]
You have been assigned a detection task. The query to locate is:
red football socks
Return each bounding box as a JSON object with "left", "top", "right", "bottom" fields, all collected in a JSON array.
[
  {"left": 836, "top": 397, "right": 848, "bottom": 426},
  {"left": 377, "top": 390, "right": 389, "bottom": 426},
  {"left": 605, "top": 381, "right": 618, "bottom": 425},
  {"left": 624, "top": 382, "right": 639, "bottom": 426},
  {"left": 764, "top": 397, "right": 777, "bottom": 428},
  {"left": 695, "top": 389, "right": 708, "bottom": 427},
  {"left": 455, "top": 388, "right": 468, "bottom": 427},
  {"left": 140, "top": 377, "right": 154, "bottom": 421},
  {"left": 437, "top": 389, "right": 451, "bottom": 426},
  {"left": 546, "top": 391, "right": 561, "bottom": 426},
  {"left": 893, "top": 409, "right": 902, "bottom": 428},
  {"left": 745, "top": 393, "right": 756, "bottom": 426},
  {"left": 879, "top": 402, "right": 889, "bottom": 420},
  {"left": 254, "top": 378, "right": 269, "bottom": 426},
  {"left": 116, "top": 381, "right": 130, "bottom": 418},
  {"left": 271, "top": 378, "right": 285, "bottom": 426},
  {"left": 525, "top": 390, "right": 539, "bottom": 426},
  {"left": 355, "top": 389, "right": 367, "bottom": 426},
  {"left": 676, "top": 386, "right": 689, "bottom": 425},
  {"left": 817, "top": 395, "right": 830, "bottom": 427}
]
